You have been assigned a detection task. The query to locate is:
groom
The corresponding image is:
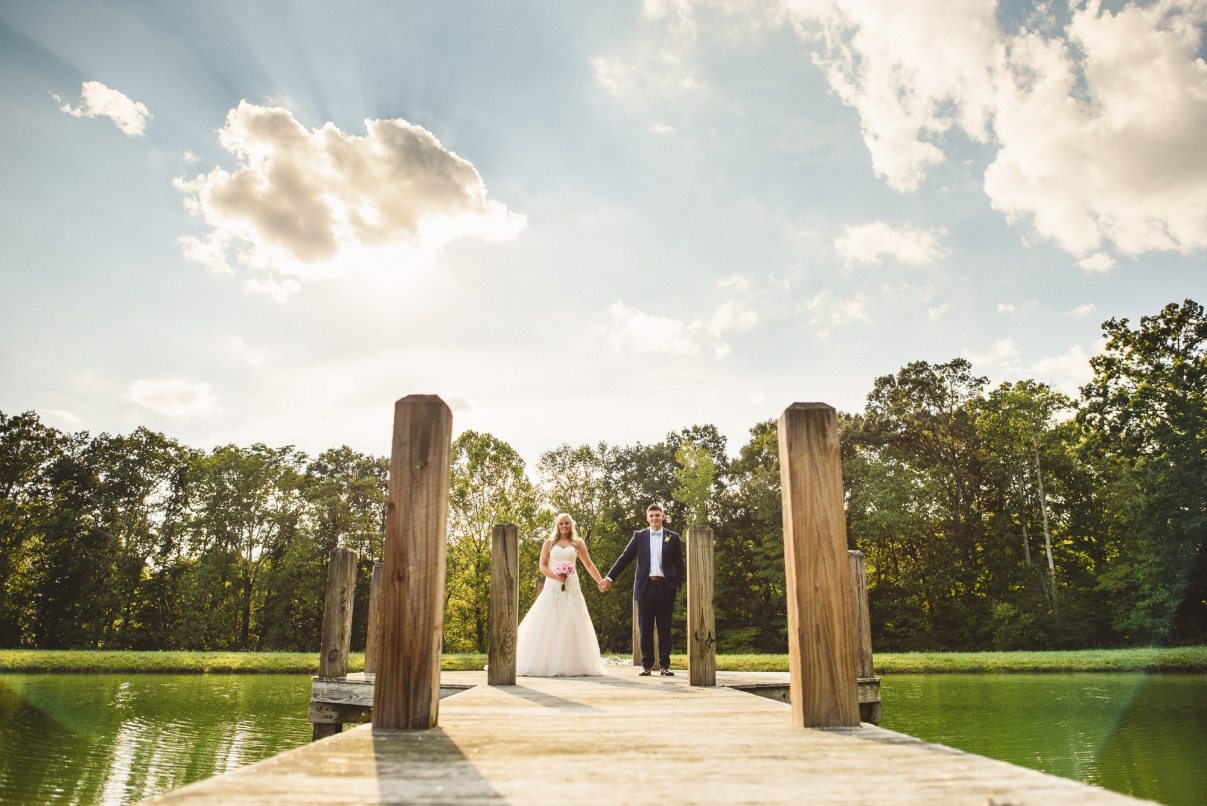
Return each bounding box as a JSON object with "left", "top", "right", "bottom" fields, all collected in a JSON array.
[{"left": 600, "top": 503, "right": 685, "bottom": 676}]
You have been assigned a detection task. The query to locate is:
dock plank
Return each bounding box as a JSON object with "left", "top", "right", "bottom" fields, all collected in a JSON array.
[{"left": 152, "top": 666, "right": 1147, "bottom": 804}]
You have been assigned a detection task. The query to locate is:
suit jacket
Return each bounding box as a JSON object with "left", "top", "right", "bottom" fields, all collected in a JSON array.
[{"left": 606, "top": 528, "right": 686, "bottom": 602}]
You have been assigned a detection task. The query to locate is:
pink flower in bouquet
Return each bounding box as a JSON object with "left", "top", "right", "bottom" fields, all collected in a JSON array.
[{"left": 554, "top": 561, "right": 574, "bottom": 591}]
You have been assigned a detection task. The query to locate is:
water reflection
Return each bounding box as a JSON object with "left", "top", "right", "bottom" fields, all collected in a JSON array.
[
  {"left": 880, "top": 672, "right": 1207, "bottom": 806},
  {"left": 0, "top": 674, "right": 311, "bottom": 805}
]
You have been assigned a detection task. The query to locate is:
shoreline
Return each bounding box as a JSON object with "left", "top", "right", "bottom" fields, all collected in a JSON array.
[{"left": 1, "top": 646, "right": 1204, "bottom": 675}]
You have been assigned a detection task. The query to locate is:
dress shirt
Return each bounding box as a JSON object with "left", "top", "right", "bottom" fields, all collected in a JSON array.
[{"left": 648, "top": 529, "right": 665, "bottom": 577}]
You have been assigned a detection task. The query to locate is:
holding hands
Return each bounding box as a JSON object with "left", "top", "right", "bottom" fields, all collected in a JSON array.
[{"left": 597, "top": 578, "right": 612, "bottom": 593}]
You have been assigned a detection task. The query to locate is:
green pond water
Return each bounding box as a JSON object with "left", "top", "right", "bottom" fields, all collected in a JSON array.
[{"left": 0, "top": 672, "right": 1202, "bottom": 804}]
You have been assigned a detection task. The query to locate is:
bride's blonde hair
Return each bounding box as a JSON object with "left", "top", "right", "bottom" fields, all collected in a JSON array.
[{"left": 549, "top": 513, "right": 581, "bottom": 544}]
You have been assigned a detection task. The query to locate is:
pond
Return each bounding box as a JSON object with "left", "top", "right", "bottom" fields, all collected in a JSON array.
[
  {"left": 879, "top": 672, "right": 1206, "bottom": 805},
  {"left": 0, "top": 672, "right": 1202, "bottom": 804}
]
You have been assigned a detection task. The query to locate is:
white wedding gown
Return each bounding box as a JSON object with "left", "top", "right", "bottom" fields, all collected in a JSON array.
[{"left": 515, "top": 544, "right": 607, "bottom": 677}]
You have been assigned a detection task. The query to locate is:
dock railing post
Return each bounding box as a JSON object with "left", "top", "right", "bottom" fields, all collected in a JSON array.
[
  {"left": 687, "top": 526, "right": 716, "bottom": 687},
  {"left": 373, "top": 395, "right": 452, "bottom": 730},
  {"left": 313, "top": 546, "right": 358, "bottom": 740},
  {"left": 364, "top": 561, "right": 383, "bottom": 676},
  {"left": 777, "top": 403, "right": 860, "bottom": 728},
  {"left": 488, "top": 523, "right": 519, "bottom": 685},
  {"left": 849, "top": 549, "right": 882, "bottom": 723}
]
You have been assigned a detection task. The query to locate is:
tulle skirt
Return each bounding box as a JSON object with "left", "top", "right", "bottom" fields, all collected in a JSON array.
[{"left": 515, "top": 572, "right": 606, "bottom": 677}]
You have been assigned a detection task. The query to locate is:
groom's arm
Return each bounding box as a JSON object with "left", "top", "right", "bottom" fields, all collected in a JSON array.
[{"left": 604, "top": 532, "right": 641, "bottom": 583}]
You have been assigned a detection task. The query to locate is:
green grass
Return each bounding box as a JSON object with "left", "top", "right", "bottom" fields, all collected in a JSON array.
[{"left": 1, "top": 647, "right": 1203, "bottom": 674}]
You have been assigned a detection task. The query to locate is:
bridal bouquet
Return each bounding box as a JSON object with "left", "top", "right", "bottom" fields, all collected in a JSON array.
[{"left": 554, "top": 561, "right": 574, "bottom": 591}]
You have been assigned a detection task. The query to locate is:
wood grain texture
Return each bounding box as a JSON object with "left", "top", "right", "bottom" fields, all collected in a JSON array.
[
  {"left": 317, "top": 548, "right": 358, "bottom": 679},
  {"left": 363, "top": 562, "right": 383, "bottom": 675},
  {"left": 848, "top": 550, "right": 875, "bottom": 679},
  {"left": 158, "top": 666, "right": 1145, "bottom": 805},
  {"left": 687, "top": 526, "right": 716, "bottom": 687},
  {"left": 373, "top": 395, "right": 452, "bottom": 730},
  {"left": 487, "top": 524, "right": 518, "bottom": 685},
  {"left": 777, "top": 403, "right": 861, "bottom": 728}
]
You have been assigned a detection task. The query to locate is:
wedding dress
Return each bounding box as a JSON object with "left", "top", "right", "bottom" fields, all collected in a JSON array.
[{"left": 515, "top": 543, "right": 606, "bottom": 676}]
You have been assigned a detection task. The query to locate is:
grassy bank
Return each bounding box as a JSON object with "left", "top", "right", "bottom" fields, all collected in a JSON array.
[{"left": 1, "top": 647, "right": 1204, "bottom": 674}]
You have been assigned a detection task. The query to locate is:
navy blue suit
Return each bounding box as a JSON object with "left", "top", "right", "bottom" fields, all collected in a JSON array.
[{"left": 606, "top": 528, "right": 685, "bottom": 670}]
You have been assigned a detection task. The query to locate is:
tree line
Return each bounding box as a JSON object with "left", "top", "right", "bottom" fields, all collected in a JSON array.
[{"left": 1, "top": 300, "right": 1202, "bottom": 653}]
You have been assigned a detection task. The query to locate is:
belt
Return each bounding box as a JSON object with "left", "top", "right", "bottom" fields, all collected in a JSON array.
[{"left": 649, "top": 575, "right": 665, "bottom": 581}]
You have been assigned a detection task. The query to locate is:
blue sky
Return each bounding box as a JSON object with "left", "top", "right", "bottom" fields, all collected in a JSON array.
[{"left": 1, "top": 0, "right": 1204, "bottom": 463}]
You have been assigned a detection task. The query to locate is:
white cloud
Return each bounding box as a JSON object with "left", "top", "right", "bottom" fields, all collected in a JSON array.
[
  {"left": 651, "top": 122, "right": 677, "bottom": 134},
  {"left": 787, "top": 0, "right": 998, "bottom": 192},
  {"left": 996, "top": 302, "right": 1017, "bottom": 315},
  {"left": 603, "top": 299, "right": 758, "bottom": 356},
  {"left": 784, "top": 1, "right": 1207, "bottom": 261},
  {"left": 1067, "top": 303, "right": 1097, "bottom": 318},
  {"left": 1029, "top": 344, "right": 1093, "bottom": 395},
  {"left": 225, "top": 336, "right": 266, "bottom": 365},
  {"left": 173, "top": 102, "right": 525, "bottom": 298},
  {"left": 835, "top": 221, "right": 948, "bottom": 266},
  {"left": 718, "top": 273, "right": 750, "bottom": 290},
  {"left": 1077, "top": 252, "right": 1118, "bottom": 274},
  {"left": 593, "top": 57, "right": 635, "bottom": 94},
  {"left": 800, "top": 290, "right": 867, "bottom": 337},
  {"left": 986, "top": 3, "right": 1207, "bottom": 258},
  {"left": 39, "top": 409, "right": 85, "bottom": 431},
  {"left": 964, "top": 337, "right": 1022, "bottom": 371},
  {"left": 54, "top": 81, "right": 151, "bottom": 136},
  {"left": 182, "top": 150, "right": 200, "bottom": 164},
  {"left": 928, "top": 302, "right": 950, "bottom": 320},
  {"left": 127, "top": 379, "right": 217, "bottom": 418}
]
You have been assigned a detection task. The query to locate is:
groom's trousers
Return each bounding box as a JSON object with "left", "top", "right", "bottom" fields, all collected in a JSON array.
[{"left": 637, "top": 578, "right": 675, "bottom": 670}]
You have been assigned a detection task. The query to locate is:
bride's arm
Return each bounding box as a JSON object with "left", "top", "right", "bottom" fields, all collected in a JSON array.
[
  {"left": 575, "top": 539, "right": 604, "bottom": 585},
  {"left": 538, "top": 539, "right": 564, "bottom": 581}
]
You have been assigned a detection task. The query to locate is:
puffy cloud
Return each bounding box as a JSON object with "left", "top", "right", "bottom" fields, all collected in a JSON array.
[
  {"left": 986, "top": 2, "right": 1207, "bottom": 258},
  {"left": 603, "top": 299, "right": 758, "bottom": 356},
  {"left": 174, "top": 102, "right": 525, "bottom": 297},
  {"left": 718, "top": 273, "right": 750, "bottom": 290},
  {"left": 54, "top": 81, "right": 151, "bottom": 136},
  {"left": 800, "top": 290, "right": 867, "bottom": 337},
  {"left": 963, "top": 337, "right": 1022, "bottom": 371},
  {"left": 835, "top": 221, "right": 948, "bottom": 266},
  {"left": 928, "top": 302, "right": 950, "bottom": 320},
  {"left": 784, "top": 0, "right": 1207, "bottom": 261},
  {"left": 1029, "top": 344, "right": 1094, "bottom": 394},
  {"left": 127, "top": 379, "right": 216, "bottom": 418},
  {"left": 787, "top": 0, "right": 999, "bottom": 192},
  {"left": 1077, "top": 252, "right": 1118, "bottom": 274},
  {"left": 651, "top": 122, "right": 677, "bottom": 134},
  {"left": 1067, "top": 303, "right": 1098, "bottom": 318}
]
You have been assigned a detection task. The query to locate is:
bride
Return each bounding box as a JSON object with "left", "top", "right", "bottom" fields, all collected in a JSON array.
[{"left": 515, "top": 513, "right": 608, "bottom": 677}]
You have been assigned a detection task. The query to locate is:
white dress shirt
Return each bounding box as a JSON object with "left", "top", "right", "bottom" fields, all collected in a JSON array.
[{"left": 648, "top": 529, "right": 664, "bottom": 577}]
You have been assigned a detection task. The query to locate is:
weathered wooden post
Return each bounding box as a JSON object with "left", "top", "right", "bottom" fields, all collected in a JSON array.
[
  {"left": 687, "top": 526, "right": 716, "bottom": 687},
  {"left": 313, "top": 546, "right": 358, "bottom": 740},
  {"left": 778, "top": 403, "right": 860, "bottom": 728},
  {"left": 364, "top": 561, "right": 383, "bottom": 675},
  {"left": 632, "top": 600, "right": 659, "bottom": 669},
  {"left": 373, "top": 395, "right": 452, "bottom": 730},
  {"left": 849, "top": 549, "right": 882, "bottom": 723},
  {"left": 488, "top": 523, "right": 519, "bottom": 685}
]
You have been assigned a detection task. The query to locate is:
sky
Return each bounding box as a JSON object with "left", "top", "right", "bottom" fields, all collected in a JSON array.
[{"left": 1, "top": 0, "right": 1204, "bottom": 465}]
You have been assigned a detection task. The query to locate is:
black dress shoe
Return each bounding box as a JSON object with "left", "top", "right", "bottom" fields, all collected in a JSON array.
[
  {"left": 639, "top": 668, "right": 652, "bottom": 676},
  {"left": 660, "top": 669, "right": 674, "bottom": 676}
]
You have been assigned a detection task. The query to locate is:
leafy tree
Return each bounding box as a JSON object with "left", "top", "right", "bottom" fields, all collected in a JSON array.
[{"left": 1080, "top": 299, "right": 1207, "bottom": 643}]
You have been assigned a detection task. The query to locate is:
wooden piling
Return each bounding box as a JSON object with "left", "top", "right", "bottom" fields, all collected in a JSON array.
[
  {"left": 373, "top": 395, "right": 452, "bottom": 730},
  {"left": 777, "top": 403, "right": 860, "bottom": 728},
  {"left": 488, "top": 524, "right": 519, "bottom": 685},
  {"left": 849, "top": 549, "right": 881, "bottom": 724},
  {"left": 687, "top": 526, "right": 716, "bottom": 686},
  {"left": 313, "top": 546, "right": 358, "bottom": 740},
  {"left": 364, "top": 562, "right": 383, "bottom": 675}
]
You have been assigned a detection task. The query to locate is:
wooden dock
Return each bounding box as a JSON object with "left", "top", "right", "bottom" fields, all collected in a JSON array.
[{"left": 149, "top": 665, "right": 1145, "bottom": 804}]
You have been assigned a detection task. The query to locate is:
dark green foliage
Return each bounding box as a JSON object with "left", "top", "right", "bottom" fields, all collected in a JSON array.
[{"left": 0, "top": 299, "right": 1202, "bottom": 652}]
